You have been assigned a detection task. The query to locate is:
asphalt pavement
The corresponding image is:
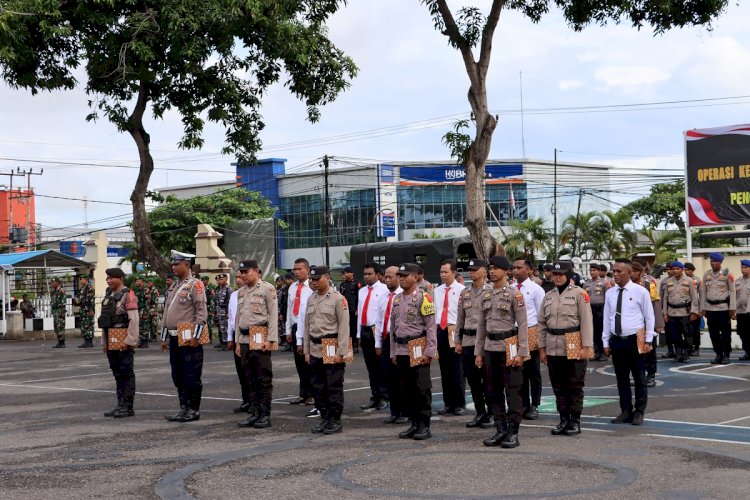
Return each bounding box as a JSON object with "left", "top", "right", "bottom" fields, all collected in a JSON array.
[{"left": 0, "top": 339, "right": 749, "bottom": 499}]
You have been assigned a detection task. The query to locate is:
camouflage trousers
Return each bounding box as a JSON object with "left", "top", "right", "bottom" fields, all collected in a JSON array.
[
  {"left": 139, "top": 315, "right": 152, "bottom": 342},
  {"left": 149, "top": 313, "right": 159, "bottom": 340},
  {"left": 80, "top": 314, "right": 95, "bottom": 340},
  {"left": 206, "top": 316, "right": 214, "bottom": 341},
  {"left": 53, "top": 313, "right": 66, "bottom": 341},
  {"left": 216, "top": 311, "right": 228, "bottom": 343}
]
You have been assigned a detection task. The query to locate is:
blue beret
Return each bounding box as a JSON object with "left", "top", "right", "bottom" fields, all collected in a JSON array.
[
  {"left": 741, "top": 259, "right": 750, "bottom": 267},
  {"left": 672, "top": 261, "right": 685, "bottom": 269},
  {"left": 709, "top": 252, "right": 724, "bottom": 262}
]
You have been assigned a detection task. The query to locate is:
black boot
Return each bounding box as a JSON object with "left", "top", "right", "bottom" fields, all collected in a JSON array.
[
  {"left": 254, "top": 407, "right": 272, "bottom": 428},
  {"left": 140, "top": 339, "right": 149, "bottom": 349},
  {"left": 480, "top": 415, "right": 496, "bottom": 429},
  {"left": 661, "top": 349, "right": 675, "bottom": 359},
  {"left": 78, "top": 339, "right": 89, "bottom": 348},
  {"left": 413, "top": 420, "right": 431, "bottom": 440},
  {"left": 114, "top": 399, "right": 135, "bottom": 418},
  {"left": 104, "top": 398, "right": 124, "bottom": 417},
  {"left": 238, "top": 406, "right": 260, "bottom": 427},
  {"left": 483, "top": 420, "right": 507, "bottom": 447},
  {"left": 501, "top": 422, "right": 520, "bottom": 448},
  {"left": 322, "top": 416, "right": 343, "bottom": 434},
  {"left": 165, "top": 406, "right": 188, "bottom": 422},
  {"left": 710, "top": 354, "right": 722, "bottom": 364},
  {"left": 466, "top": 412, "right": 487, "bottom": 428},
  {"left": 551, "top": 413, "right": 569, "bottom": 435},
  {"left": 564, "top": 412, "right": 581, "bottom": 435},
  {"left": 311, "top": 414, "right": 330, "bottom": 434},
  {"left": 399, "top": 420, "right": 418, "bottom": 439},
  {"left": 86, "top": 338, "right": 94, "bottom": 348},
  {"left": 52, "top": 339, "right": 65, "bottom": 348}
]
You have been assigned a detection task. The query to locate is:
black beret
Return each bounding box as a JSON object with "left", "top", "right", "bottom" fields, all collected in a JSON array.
[
  {"left": 551, "top": 261, "right": 573, "bottom": 272},
  {"left": 467, "top": 259, "right": 488, "bottom": 270},
  {"left": 542, "top": 263, "right": 553, "bottom": 271},
  {"left": 598, "top": 264, "right": 608, "bottom": 272},
  {"left": 309, "top": 266, "right": 330, "bottom": 279},
  {"left": 343, "top": 266, "right": 354, "bottom": 273},
  {"left": 397, "top": 263, "right": 420, "bottom": 275},
  {"left": 488, "top": 256, "right": 512, "bottom": 270},
  {"left": 105, "top": 268, "right": 125, "bottom": 279},
  {"left": 284, "top": 273, "right": 294, "bottom": 280},
  {"left": 684, "top": 262, "right": 696, "bottom": 271}
]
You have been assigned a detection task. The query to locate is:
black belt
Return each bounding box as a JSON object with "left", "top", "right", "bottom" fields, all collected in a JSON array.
[
  {"left": 461, "top": 328, "right": 477, "bottom": 337},
  {"left": 487, "top": 329, "right": 517, "bottom": 341},
  {"left": 311, "top": 333, "right": 338, "bottom": 344},
  {"left": 548, "top": 326, "right": 580, "bottom": 336},
  {"left": 707, "top": 298, "right": 730, "bottom": 305},
  {"left": 667, "top": 302, "right": 691, "bottom": 309},
  {"left": 395, "top": 333, "right": 426, "bottom": 345},
  {"left": 238, "top": 324, "right": 268, "bottom": 336}
]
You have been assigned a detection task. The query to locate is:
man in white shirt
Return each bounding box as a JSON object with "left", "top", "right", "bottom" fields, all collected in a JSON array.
[
  {"left": 512, "top": 258, "right": 547, "bottom": 420},
  {"left": 287, "top": 258, "right": 315, "bottom": 406},
  {"left": 226, "top": 274, "right": 251, "bottom": 413},
  {"left": 358, "top": 263, "right": 389, "bottom": 411},
  {"left": 604, "top": 258, "right": 655, "bottom": 426},
  {"left": 379, "top": 265, "right": 408, "bottom": 424},
  {"left": 434, "top": 259, "right": 466, "bottom": 416}
]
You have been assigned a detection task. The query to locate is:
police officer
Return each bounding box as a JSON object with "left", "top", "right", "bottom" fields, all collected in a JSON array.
[
  {"left": 380, "top": 265, "right": 408, "bottom": 424},
  {"left": 298, "top": 266, "right": 350, "bottom": 435},
  {"left": 455, "top": 259, "right": 493, "bottom": 429},
  {"left": 584, "top": 264, "right": 609, "bottom": 361},
  {"left": 214, "top": 273, "right": 231, "bottom": 350},
  {"left": 700, "top": 253, "right": 737, "bottom": 364},
  {"left": 662, "top": 261, "right": 699, "bottom": 363},
  {"left": 390, "top": 263, "right": 437, "bottom": 441},
  {"left": 100, "top": 268, "right": 140, "bottom": 418},
  {"left": 538, "top": 261, "right": 594, "bottom": 436},
  {"left": 659, "top": 262, "right": 676, "bottom": 358},
  {"left": 736, "top": 260, "right": 750, "bottom": 361},
  {"left": 684, "top": 263, "right": 702, "bottom": 356},
  {"left": 161, "top": 251, "right": 209, "bottom": 423},
  {"left": 416, "top": 266, "right": 433, "bottom": 294},
  {"left": 235, "top": 260, "right": 278, "bottom": 429},
  {"left": 75, "top": 275, "right": 96, "bottom": 348},
  {"left": 50, "top": 277, "right": 67, "bottom": 348},
  {"left": 339, "top": 266, "right": 361, "bottom": 353}
]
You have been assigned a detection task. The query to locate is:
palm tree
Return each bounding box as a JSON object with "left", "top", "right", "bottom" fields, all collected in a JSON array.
[
  {"left": 640, "top": 228, "right": 684, "bottom": 264},
  {"left": 502, "top": 217, "right": 553, "bottom": 260}
]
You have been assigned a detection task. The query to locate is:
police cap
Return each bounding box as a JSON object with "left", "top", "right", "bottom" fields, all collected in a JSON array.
[
  {"left": 309, "top": 266, "right": 330, "bottom": 279},
  {"left": 239, "top": 260, "right": 259, "bottom": 270},
  {"left": 397, "top": 263, "right": 420, "bottom": 276},
  {"left": 551, "top": 261, "right": 574, "bottom": 273},
  {"left": 467, "top": 259, "right": 488, "bottom": 270}
]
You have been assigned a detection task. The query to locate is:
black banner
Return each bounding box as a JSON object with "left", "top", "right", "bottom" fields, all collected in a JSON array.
[{"left": 685, "top": 124, "right": 750, "bottom": 226}]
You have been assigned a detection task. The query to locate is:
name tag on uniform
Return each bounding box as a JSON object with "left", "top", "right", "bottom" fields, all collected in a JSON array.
[{"left": 326, "top": 344, "right": 336, "bottom": 357}]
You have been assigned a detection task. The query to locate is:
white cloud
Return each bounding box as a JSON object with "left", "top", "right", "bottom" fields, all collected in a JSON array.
[
  {"left": 558, "top": 80, "right": 585, "bottom": 91},
  {"left": 593, "top": 66, "right": 671, "bottom": 91}
]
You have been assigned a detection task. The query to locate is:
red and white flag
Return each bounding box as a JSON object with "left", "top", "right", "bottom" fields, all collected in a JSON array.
[{"left": 509, "top": 183, "right": 516, "bottom": 210}]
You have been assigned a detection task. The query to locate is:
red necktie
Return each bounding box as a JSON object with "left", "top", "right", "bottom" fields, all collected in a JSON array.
[
  {"left": 292, "top": 283, "right": 303, "bottom": 316},
  {"left": 440, "top": 288, "right": 450, "bottom": 329},
  {"left": 361, "top": 286, "right": 373, "bottom": 326},
  {"left": 382, "top": 292, "right": 394, "bottom": 339},
  {"left": 517, "top": 283, "right": 522, "bottom": 290}
]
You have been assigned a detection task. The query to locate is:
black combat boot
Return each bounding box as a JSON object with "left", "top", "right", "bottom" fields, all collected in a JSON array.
[
  {"left": 322, "top": 415, "right": 343, "bottom": 434},
  {"left": 399, "top": 420, "right": 418, "bottom": 439},
  {"left": 465, "top": 412, "right": 487, "bottom": 428},
  {"left": 501, "top": 422, "right": 520, "bottom": 448},
  {"left": 238, "top": 406, "right": 261, "bottom": 427},
  {"left": 311, "top": 413, "right": 330, "bottom": 434},
  {"left": 104, "top": 398, "right": 124, "bottom": 417},
  {"left": 165, "top": 406, "right": 188, "bottom": 422},
  {"left": 710, "top": 353, "right": 722, "bottom": 364},
  {"left": 114, "top": 399, "right": 135, "bottom": 418},
  {"left": 413, "top": 420, "right": 431, "bottom": 440},
  {"left": 140, "top": 339, "right": 149, "bottom": 348},
  {"left": 483, "top": 420, "right": 507, "bottom": 447},
  {"left": 52, "top": 339, "right": 65, "bottom": 348},
  {"left": 254, "top": 407, "right": 272, "bottom": 428},
  {"left": 661, "top": 349, "right": 675, "bottom": 359},
  {"left": 480, "top": 415, "right": 496, "bottom": 429},
  {"left": 551, "top": 413, "right": 569, "bottom": 435},
  {"left": 564, "top": 412, "right": 581, "bottom": 435},
  {"left": 78, "top": 339, "right": 89, "bottom": 348}
]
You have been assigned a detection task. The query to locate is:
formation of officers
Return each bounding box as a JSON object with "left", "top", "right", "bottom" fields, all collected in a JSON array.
[{"left": 93, "top": 250, "right": 750, "bottom": 448}]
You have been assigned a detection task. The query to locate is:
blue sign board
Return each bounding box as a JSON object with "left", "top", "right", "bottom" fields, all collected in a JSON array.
[{"left": 399, "top": 164, "right": 523, "bottom": 185}]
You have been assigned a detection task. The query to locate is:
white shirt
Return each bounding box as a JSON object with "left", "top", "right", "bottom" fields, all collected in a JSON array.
[
  {"left": 226, "top": 289, "right": 240, "bottom": 342},
  {"left": 378, "top": 286, "right": 403, "bottom": 337},
  {"left": 357, "top": 281, "right": 388, "bottom": 346},
  {"left": 603, "top": 280, "right": 656, "bottom": 348},
  {"left": 286, "top": 280, "right": 313, "bottom": 341},
  {"left": 434, "top": 280, "right": 465, "bottom": 327},
  {"left": 515, "top": 278, "right": 545, "bottom": 326}
]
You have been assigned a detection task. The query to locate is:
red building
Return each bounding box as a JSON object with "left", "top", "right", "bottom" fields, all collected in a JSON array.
[{"left": 0, "top": 189, "right": 36, "bottom": 248}]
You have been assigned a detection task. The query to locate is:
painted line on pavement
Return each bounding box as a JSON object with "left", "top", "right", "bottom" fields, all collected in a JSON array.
[
  {"left": 644, "top": 433, "right": 750, "bottom": 446},
  {"left": 717, "top": 415, "right": 750, "bottom": 425}
]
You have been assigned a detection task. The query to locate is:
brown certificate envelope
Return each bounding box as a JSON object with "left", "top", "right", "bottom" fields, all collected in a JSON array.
[
  {"left": 408, "top": 336, "right": 428, "bottom": 367},
  {"left": 321, "top": 337, "right": 354, "bottom": 364},
  {"left": 107, "top": 328, "right": 129, "bottom": 351},
  {"left": 504, "top": 335, "right": 524, "bottom": 366},
  {"left": 447, "top": 325, "right": 457, "bottom": 348},
  {"left": 528, "top": 325, "right": 540, "bottom": 351},
  {"left": 636, "top": 328, "right": 648, "bottom": 354},
  {"left": 565, "top": 331, "right": 583, "bottom": 360},
  {"left": 177, "top": 322, "right": 210, "bottom": 346}
]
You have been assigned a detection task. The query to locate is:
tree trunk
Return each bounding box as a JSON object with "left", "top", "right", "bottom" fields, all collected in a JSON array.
[
  {"left": 128, "top": 81, "right": 171, "bottom": 276},
  {"left": 464, "top": 123, "right": 496, "bottom": 260}
]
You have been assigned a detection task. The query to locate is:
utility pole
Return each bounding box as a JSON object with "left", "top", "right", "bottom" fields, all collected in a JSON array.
[
  {"left": 0, "top": 170, "right": 20, "bottom": 249},
  {"left": 571, "top": 188, "right": 585, "bottom": 257},
  {"left": 18, "top": 168, "right": 43, "bottom": 250},
  {"left": 323, "top": 155, "right": 330, "bottom": 267},
  {"left": 553, "top": 149, "right": 558, "bottom": 260}
]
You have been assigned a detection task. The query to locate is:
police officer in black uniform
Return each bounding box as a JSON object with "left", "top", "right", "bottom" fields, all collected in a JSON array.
[{"left": 339, "top": 266, "right": 361, "bottom": 353}]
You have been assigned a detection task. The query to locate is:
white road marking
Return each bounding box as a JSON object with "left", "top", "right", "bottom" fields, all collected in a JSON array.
[
  {"left": 668, "top": 366, "right": 747, "bottom": 381},
  {"left": 644, "top": 433, "right": 750, "bottom": 446},
  {"left": 716, "top": 415, "right": 750, "bottom": 425}
]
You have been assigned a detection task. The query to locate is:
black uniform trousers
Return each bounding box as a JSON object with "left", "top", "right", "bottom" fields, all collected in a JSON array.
[
  {"left": 360, "top": 326, "right": 387, "bottom": 403},
  {"left": 706, "top": 310, "right": 732, "bottom": 356},
  {"left": 396, "top": 355, "right": 432, "bottom": 426},
  {"left": 546, "top": 356, "right": 587, "bottom": 415},
  {"left": 461, "top": 344, "right": 488, "bottom": 415},
  {"left": 689, "top": 316, "right": 702, "bottom": 351},
  {"left": 168, "top": 336, "right": 203, "bottom": 411},
  {"left": 107, "top": 348, "right": 135, "bottom": 405},
  {"left": 645, "top": 338, "right": 658, "bottom": 377},
  {"left": 234, "top": 348, "right": 251, "bottom": 404},
  {"left": 436, "top": 327, "right": 465, "bottom": 410},
  {"left": 484, "top": 350, "right": 523, "bottom": 424},
  {"left": 591, "top": 304, "right": 605, "bottom": 355},
  {"left": 240, "top": 344, "right": 273, "bottom": 410},
  {"left": 291, "top": 325, "right": 313, "bottom": 399},
  {"left": 309, "top": 357, "right": 345, "bottom": 420},
  {"left": 381, "top": 334, "right": 403, "bottom": 417},
  {"left": 610, "top": 335, "right": 647, "bottom": 414},
  {"left": 667, "top": 316, "right": 691, "bottom": 350},
  {"left": 521, "top": 349, "right": 542, "bottom": 410},
  {"left": 737, "top": 313, "right": 750, "bottom": 355},
  {"left": 349, "top": 312, "right": 359, "bottom": 350}
]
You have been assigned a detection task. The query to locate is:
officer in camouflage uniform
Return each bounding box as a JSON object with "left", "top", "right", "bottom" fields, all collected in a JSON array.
[
  {"left": 202, "top": 275, "right": 216, "bottom": 342},
  {"left": 51, "top": 277, "right": 67, "bottom": 348},
  {"left": 134, "top": 277, "right": 151, "bottom": 348},
  {"left": 76, "top": 275, "right": 96, "bottom": 348},
  {"left": 214, "top": 273, "right": 231, "bottom": 350},
  {"left": 147, "top": 280, "right": 160, "bottom": 341}
]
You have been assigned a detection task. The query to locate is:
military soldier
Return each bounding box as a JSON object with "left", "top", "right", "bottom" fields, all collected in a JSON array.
[
  {"left": 161, "top": 251, "right": 209, "bottom": 423},
  {"left": 75, "top": 275, "right": 96, "bottom": 348},
  {"left": 473, "top": 256, "right": 528, "bottom": 448},
  {"left": 662, "top": 261, "right": 699, "bottom": 363},
  {"left": 213, "top": 273, "right": 231, "bottom": 350},
  {"left": 202, "top": 275, "right": 216, "bottom": 342},
  {"left": 416, "top": 266, "right": 433, "bottom": 294},
  {"left": 234, "top": 261, "right": 278, "bottom": 429},
  {"left": 147, "top": 280, "right": 160, "bottom": 341},
  {"left": 100, "top": 268, "right": 140, "bottom": 418},
  {"left": 339, "top": 266, "right": 362, "bottom": 354},
  {"left": 455, "top": 259, "right": 493, "bottom": 429},
  {"left": 50, "top": 277, "right": 67, "bottom": 348},
  {"left": 585, "top": 264, "right": 610, "bottom": 361},
  {"left": 390, "top": 263, "right": 437, "bottom": 441},
  {"left": 538, "top": 261, "right": 594, "bottom": 436},
  {"left": 134, "top": 277, "right": 151, "bottom": 348},
  {"left": 298, "top": 266, "right": 350, "bottom": 435},
  {"left": 700, "top": 253, "right": 737, "bottom": 364},
  {"left": 736, "top": 260, "right": 750, "bottom": 360}
]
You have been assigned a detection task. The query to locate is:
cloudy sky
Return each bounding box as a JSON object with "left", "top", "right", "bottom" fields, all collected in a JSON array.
[{"left": 1, "top": 0, "right": 749, "bottom": 236}]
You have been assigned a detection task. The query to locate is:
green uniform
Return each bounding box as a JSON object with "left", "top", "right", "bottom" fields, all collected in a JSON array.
[
  {"left": 135, "top": 285, "right": 151, "bottom": 343},
  {"left": 77, "top": 284, "right": 96, "bottom": 341},
  {"left": 51, "top": 286, "right": 67, "bottom": 341},
  {"left": 205, "top": 283, "right": 216, "bottom": 341},
  {"left": 148, "top": 286, "right": 160, "bottom": 340}
]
